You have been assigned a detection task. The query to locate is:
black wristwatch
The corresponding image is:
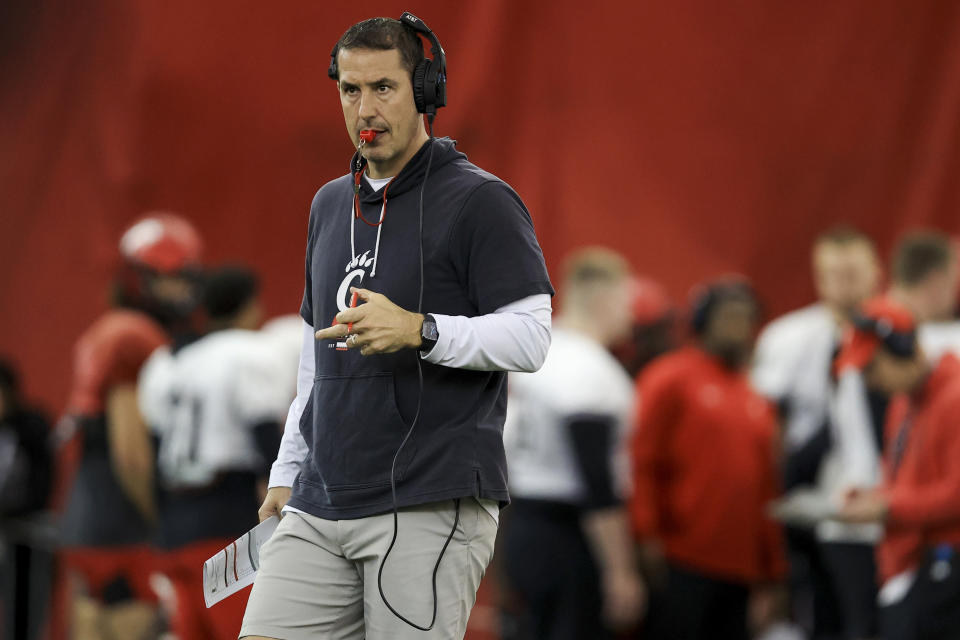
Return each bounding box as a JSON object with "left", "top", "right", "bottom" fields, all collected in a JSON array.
[{"left": 419, "top": 314, "right": 439, "bottom": 353}]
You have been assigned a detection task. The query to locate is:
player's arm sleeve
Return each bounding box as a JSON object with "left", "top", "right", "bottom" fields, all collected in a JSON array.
[
  {"left": 567, "top": 413, "right": 621, "bottom": 511},
  {"left": 252, "top": 421, "right": 283, "bottom": 475},
  {"left": 268, "top": 320, "right": 314, "bottom": 488},
  {"left": 422, "top": 294, "right": 552, "bottom": 372},
  {"left": 630, "top": 368, "right": 678, "bottom": 540},
  {"left": 885, "top": 394, "right": 960, "bottom": 529}
]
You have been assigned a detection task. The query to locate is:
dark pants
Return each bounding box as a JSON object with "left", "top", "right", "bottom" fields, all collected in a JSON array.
[
  {"left": 881, "top": 546, "right": 960, "bottom": 640},
  {"left": 502, "top": 500, "right": 606, "bottom": 640},
  {"left": 786, "top": 527, "right": 844, "bottom": 640},
  {"left": 642, "top": 563, "right": 749, "bottom": 640},
  {"left": 820, "top": 541, "right": 878, "bottom": 639}
]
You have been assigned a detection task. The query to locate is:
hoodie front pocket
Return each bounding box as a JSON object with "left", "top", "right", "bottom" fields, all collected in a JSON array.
[{"left": 309, "top": 373, "right": 410, "bottom": 489}]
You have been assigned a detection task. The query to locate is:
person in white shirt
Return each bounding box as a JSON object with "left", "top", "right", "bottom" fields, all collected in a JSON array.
[
  {"left": 502, "top": 248, "right": 646, "bottom": 640},
  {"left": 139, "top": 265, "right": 289, "bottom": 640},
  {"left": 753, "top": 226, "right": 882, "bottom": 639}
]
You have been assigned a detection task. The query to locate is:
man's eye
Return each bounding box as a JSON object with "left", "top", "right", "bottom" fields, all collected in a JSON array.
[
  {"left": 344, "top": 87, "right": 359, "bottom": 96},
  {"left": 378, "top": 85, "right": 390, "bottom": 93}
]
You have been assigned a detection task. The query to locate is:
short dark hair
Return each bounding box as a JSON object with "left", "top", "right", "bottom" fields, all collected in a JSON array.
[
  {"left": 332, "top": 18, "right": 424, "bottom": 79},
  {"left": 813, "top": 224, "right": 876, "bottom": 250},
  {"left": 0, "top": 357, "right": 21, "bottom": 415},
  {"left": 690, "top": 277, "right": 760, "bottom": 335},
  {"left": 203, "top": 265, "right": 259, "bottom": 322},
  {"left": 892, "top": 230, "right": 955, "bottom": 286}
]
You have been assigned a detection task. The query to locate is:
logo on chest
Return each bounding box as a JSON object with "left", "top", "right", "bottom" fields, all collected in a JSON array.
[
  {"left": 698, "top": 384, "right": 723, "bottom": 408},
  {"left": 336, "top": 251, "right": 375, "bottom": 312}
]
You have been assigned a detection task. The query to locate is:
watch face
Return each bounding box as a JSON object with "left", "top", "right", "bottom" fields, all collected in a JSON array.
[{"left": 423, "top": 319, "right": 439, "bottom": 341}]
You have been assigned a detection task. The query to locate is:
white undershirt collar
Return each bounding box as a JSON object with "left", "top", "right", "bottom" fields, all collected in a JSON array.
[{"left": 363, "top": 173, "right": 394, "bottom": 191}]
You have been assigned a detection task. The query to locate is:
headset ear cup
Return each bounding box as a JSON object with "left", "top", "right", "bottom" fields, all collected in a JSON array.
[
  {"left": 412, "top": 59, "right": 432, "bottom": 114},
  {"left": 327, "top": 44, "right": 339, "bottom": 80}
]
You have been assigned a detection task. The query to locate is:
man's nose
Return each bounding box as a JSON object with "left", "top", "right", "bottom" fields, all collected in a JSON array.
[{"left": 358, "top": 90, "right": 376, "bottom": 121}]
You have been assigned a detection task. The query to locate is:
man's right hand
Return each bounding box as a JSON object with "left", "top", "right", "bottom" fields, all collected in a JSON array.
[{"left": 258, "top": 486, "right": 292, "bottom": 522}]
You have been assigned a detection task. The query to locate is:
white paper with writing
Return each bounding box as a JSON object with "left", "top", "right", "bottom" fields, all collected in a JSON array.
[{"left": 202, "top": 516, "right": 279, "bottom": 608}]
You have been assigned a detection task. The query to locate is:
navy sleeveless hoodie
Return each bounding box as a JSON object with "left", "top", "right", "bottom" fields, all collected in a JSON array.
[{"left": 288, "top": 137, "right": 553, "bottom": 519}]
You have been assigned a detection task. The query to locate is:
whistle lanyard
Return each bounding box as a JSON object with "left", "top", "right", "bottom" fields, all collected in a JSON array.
[
  {"left": 350, "top": 168, "right": 396, "bottom": 278},
  {"left": 889, "top": 408, "right": 915, "bottom": 480}
]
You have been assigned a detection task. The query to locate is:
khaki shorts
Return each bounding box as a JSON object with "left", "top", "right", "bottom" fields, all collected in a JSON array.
[{"left": 239, "top": 498, "right": 498, "bottom": 640}]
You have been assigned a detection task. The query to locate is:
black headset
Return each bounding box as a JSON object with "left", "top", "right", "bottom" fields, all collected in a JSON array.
[{"left": 327, "top": 11, "right": 447, "bottom": 119}]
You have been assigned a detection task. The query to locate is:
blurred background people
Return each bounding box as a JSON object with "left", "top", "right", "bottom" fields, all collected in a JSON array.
[
  {"left": 835, "top": 297, "right": 960, "bottom": 640},
  {"left": 889, "top": 230, "right": 960, "bottom": 364},
  {"left": 58, "top": 213, "right": 203, "bottom": 640},
  {"left": 138, "top": 265, "right": 287, "bottom": 640},
  {"left": 889, "top": 231, "right": 958, "bottom": 325},
  {"left": 0, "top": 357, "right": 53, "bottom": 525},
  {"left": 502, "top": 248, "right": 645, "bottom": 640},
  {"left": 753, "top": 226, "right": 882, "bottom": 639},
  {"left": 632, "top": 277, "right": 787, "bottom": 640},
  {"left": 0, "top": 358, "right": 54, "bottom": 640},
  {"left": 610, "top": 277, "right": 678, "bottom": 379}
]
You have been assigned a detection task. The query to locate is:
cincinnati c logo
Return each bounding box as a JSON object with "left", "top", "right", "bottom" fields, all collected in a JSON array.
[{"left": 336, "top": 251, "right": 374, "bottom": 311}]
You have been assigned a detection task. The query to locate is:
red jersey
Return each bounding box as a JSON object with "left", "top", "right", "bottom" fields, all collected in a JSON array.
[
  {"left": 61, "top": 308, "right": 168, "bottom": 547},
  {"left": 878, "top": 353, "right": 960, "bottom": 582},
  {"left": 67, "top": 309, "right": 169, "bottom": 415},
  {"left": 630, "top": 347, "right": 787, "bottom": 583}
]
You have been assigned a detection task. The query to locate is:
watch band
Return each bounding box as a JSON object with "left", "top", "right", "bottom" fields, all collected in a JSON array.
[{"left": 420, "top": 314, "right": 439, "bottom": 353}]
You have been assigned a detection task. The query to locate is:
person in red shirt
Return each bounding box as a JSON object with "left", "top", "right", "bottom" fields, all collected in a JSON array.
[
  {"left": 630, "top": 277, "right": 787, "bottom": 640},
  {"left": 59, "top": 213, "right": 203, "bottom": 640},
  {"left": 837, "top": 297, "right": 960, "bottom": 640}
]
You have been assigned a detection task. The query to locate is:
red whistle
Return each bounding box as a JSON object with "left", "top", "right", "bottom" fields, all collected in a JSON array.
[
  {"left": 346, "top": 291, "right": 359, "bottom": 332},
  {"left": 334, "top": 291, "right": 360, "bottom": 352},
  {"left": 359, "top": 130, "right": 378, "bottom": 143}
]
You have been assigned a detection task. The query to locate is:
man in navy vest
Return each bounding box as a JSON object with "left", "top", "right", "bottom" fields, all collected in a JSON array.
[{"left": 240, "top": 15, "right": 553, "bottom": 640}]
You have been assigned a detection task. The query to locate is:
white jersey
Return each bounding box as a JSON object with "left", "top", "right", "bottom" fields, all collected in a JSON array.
[
  {"left": 753, "top": 304, "right": 885, "bottom": 542},
  {"left": 504, "top": 328, "right": 634, "bottom": 504},
  {"left": 139, "top": 329, "right": 293, "bottom": 489},
  {"left": 919, "top": 321, "right": 960, "bottom": 363},
  {"left": 259, "top": 314, "right": 305, "bottom": 401},
  {"left": 752, "top": 303, "right": 839, "bottom": 451}
]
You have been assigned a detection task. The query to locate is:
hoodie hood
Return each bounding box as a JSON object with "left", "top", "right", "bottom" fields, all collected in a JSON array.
[{"left": 350, "top": 137, "right": 464, "bottom": 203}]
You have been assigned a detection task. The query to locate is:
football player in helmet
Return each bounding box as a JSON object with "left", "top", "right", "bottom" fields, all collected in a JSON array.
[{"left": 59, "top": 213, "right": 202, "bottom": 640}]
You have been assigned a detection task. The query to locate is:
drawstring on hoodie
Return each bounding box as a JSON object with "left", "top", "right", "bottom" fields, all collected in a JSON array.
[{"left": 351, "top": 163, "right": 395, "bottom": 278}]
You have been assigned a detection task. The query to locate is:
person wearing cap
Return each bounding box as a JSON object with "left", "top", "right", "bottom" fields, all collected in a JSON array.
[
  {"left": 631, "top": 278, "right": 787, "bottom": 640},
  {"left": 752, "top": 225, "right": 883, "bottom": 639},
  {"left": 59, "top": 214, "right": 203, "bottom": 640},
  {"left": 836, "top": 297, "right": 960, "bottom": 639}
]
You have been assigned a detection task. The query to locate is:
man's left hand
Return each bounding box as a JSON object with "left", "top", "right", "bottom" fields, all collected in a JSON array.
[
  {"left": 836, "top": 487, "right": 889, "bottom": 523},
  {"left": 314, "top": 287, "right": 424, "bottom": 356}
]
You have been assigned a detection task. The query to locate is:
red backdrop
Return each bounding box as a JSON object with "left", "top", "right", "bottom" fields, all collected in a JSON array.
[{"left": 3, "top": 0, "right": 960, "bottom": 412}]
